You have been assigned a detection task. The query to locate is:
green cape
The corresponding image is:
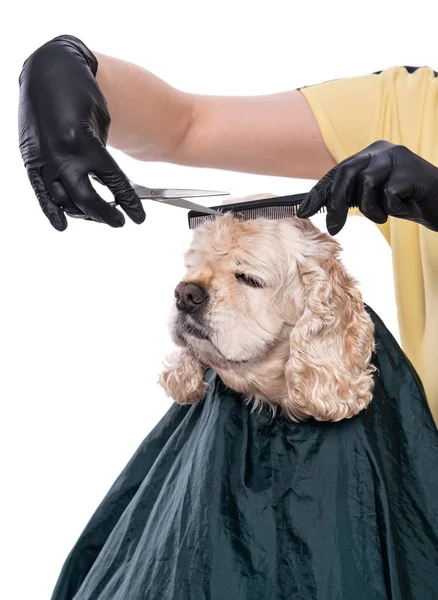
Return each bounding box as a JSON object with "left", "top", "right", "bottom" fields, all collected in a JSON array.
[{"left": 51, "top": 305, "right": 438, "bottom": 600}]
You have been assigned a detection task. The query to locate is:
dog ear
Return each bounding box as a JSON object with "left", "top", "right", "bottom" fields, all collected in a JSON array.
[
  {"left": 284, "top": 223, "right": 377, "bottom": 421},
  {"left": 159, "top": 350, "right": 207, "bottom": 405}
]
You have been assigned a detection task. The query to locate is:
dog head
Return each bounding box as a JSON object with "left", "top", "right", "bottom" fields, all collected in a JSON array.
[{"left": 160, "top": 196, "right": 376, "bottom": 422}]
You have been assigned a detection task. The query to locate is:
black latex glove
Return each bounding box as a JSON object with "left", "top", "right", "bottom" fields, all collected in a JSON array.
[
  {"left": 296, "top": 140, "right": 438, "bottom": 236},
  {"left": 18, "top": 34, "right": 146, "bottom": 231}
]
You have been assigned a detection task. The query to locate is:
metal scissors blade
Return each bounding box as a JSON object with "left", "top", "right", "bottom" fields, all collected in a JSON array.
[
  {"left": 108, "top": 196, "right": 222, "bottom": 216},
  {"left": 64, "top": 178, "right": 227, "bottom": 219},
  {"left": 130, "top": 182, "right": 226, "bottom": 215},
  {"left": 144, "top": 197, "right": 224, "bottom": 214},
  {"left": 131, "top": 183, "right": 228, "bottom": 200}
]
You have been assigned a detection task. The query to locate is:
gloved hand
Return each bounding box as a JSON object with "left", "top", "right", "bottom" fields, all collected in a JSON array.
[
  {"left": 296, "top": 140, "right": 438, "bottom": 236},
  {"left": 18, "top": 34, "right": 146, "bottom": 231}
]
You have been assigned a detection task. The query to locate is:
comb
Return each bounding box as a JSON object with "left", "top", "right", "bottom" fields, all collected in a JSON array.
[
  {"left": 188, "top": 193, "right": 311, "bottom": 229},
  {"left": 187, "top": 192, "right": 359, "bottom": 229}
]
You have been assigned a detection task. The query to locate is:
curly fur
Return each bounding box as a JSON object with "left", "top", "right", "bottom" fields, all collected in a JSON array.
[
  {"left": 159, "top": 194, "right": 377, "bottom": 422},
  {"left": 159, "top": 350, "right": 207, "bottom": 405}
]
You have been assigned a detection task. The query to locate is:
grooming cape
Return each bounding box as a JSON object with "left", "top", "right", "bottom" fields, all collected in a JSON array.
[{"left": 51, "top": 305, "right": 438, "bottom": 600}]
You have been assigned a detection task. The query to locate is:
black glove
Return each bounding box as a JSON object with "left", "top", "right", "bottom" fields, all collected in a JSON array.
[
  {"left": 18, "top": 34, "right": 146, "bottom": 231},
  {"left": 297, "top": 140, "right": 438, "bottom": 236}
]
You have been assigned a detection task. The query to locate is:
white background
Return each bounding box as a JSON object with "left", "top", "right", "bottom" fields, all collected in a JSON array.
[{"left": 2, "top": 1, "right": 436, "bottom": 598}]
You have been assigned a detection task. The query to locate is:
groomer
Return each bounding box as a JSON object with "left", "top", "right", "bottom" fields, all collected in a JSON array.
[{"left": 18, "top": 35, "right": 438, "bottom": 423}]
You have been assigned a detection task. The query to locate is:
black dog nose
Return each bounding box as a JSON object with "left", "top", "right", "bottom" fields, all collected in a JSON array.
[{"left": 175, "top": 282, "right": 208, "bottom": 313}]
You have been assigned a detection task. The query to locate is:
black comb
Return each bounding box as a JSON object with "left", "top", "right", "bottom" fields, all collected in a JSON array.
[{"left": 187, "top": 193, "right": 325, "bottom": 229}]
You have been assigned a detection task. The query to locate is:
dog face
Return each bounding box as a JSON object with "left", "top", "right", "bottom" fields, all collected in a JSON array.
[
  {"left": 160, "top": 204, "right": 376, "bottom": 422},
  {"left": 172, "top": 214, "right": 300, "bottom": 365}
]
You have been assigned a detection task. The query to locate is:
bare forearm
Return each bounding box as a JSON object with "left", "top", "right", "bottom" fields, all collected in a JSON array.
[
  {"left": 177, "top": 91, "right": 336, "bottom": 179},
  {"left": 94, "top": 51, "right": 194, "bottom": 161},
  {"left": 95, "top": 52, "right": 335, "bottom": 179}
]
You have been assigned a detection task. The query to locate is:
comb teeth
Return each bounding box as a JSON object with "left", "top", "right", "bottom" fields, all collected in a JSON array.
[
  {"left": 189, "top": 214, "right": 219, "bottom": 229},
  {"left": 188, "top": 198, "right": 328, "bottom": 229}
]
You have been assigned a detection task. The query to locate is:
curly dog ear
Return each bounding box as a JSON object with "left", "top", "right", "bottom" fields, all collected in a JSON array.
[
  {"left": 159, "top": 350, "right": 207, "bottom": 405},
  {"left": 284, "top": 219, "right": 377, "bottom": 421}
]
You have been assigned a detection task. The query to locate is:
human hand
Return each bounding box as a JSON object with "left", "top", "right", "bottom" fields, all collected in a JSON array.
[
  {"left": 296, "top": 140, "right": 438, "bottom": 235},
  {"left": 18, "top": 34, "right": 146, "bottom": 231}
]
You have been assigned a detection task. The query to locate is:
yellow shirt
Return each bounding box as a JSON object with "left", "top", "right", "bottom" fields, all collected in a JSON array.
[{"left": 300, "top": 66, "right": 438, "bottom": 422}]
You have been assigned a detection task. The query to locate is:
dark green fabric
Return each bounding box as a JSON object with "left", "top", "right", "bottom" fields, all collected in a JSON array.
[{"left": 51, "top": 305, "right": 438, "bottom": 600}]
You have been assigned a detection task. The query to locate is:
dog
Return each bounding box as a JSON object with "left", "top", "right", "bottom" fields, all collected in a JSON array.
[{"left": 159, "top": 195, "right": 377, "bottom": 422}]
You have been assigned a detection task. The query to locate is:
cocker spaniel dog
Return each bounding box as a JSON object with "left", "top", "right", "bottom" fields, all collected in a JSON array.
[{"left": 159, "top": 195, "right": 377, "bottom": 422}]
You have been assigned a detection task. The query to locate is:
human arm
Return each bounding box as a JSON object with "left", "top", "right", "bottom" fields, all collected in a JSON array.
[
  {"left": 18, "top": 35, "right": 336, "bottom": 232},
  {"left": 94, "top": 51, "right": 336, "bottom": 179}
]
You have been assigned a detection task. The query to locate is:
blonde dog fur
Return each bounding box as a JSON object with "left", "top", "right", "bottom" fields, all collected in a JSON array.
[{"left": 159, "top": 195, "right": 377, "bottom": 422}]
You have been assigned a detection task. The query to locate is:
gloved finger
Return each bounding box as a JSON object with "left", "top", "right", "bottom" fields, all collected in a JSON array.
[
  {"left": 92, "top": 172, "right": 145, "bottom": 226},
  {"left": 297, "top": 169, "right": 337, "bottom": 218},
  {"left": 61, "top": 170, "right": 125, "bottom": 227},
  {"left": 382, "top": 189, "right": 412, "bottom": 218},
  {"left": 327, "top": 154, "right": 371, "bottom": 235},
  {"left": 42, "top": 163, "right": 95, "bottom": 219},
  {"left": 45, "top": 177, "right": 87, "bottom": 217},
  {"left": 93, "top": 146, "right": 146, "bottom": 224},
  {"left": 355, "top": 156, "right": 392, "bottom": 223},
  {"left": 95, "top": 169, "right": 146, "bottom": 224},
  {"left": 27, "top": 168, "right": 67, "bottom": 231},
  {"left": 382, "top": 176, "right": 416, "bottom": 217}
]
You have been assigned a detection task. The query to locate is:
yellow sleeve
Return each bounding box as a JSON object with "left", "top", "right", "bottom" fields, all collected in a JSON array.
[{"left": 300, "top": 65, "right": 438, "bottom": 247}]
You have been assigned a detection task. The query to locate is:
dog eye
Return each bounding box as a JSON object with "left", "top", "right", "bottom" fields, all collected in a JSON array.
[{"left": 235, "top": 273, "right": 264, "bottom": 288}]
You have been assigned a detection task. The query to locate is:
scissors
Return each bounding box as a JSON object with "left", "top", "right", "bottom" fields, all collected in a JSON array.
[{"left": 64, "top": 179, "right": 226, "bottom": 219}]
